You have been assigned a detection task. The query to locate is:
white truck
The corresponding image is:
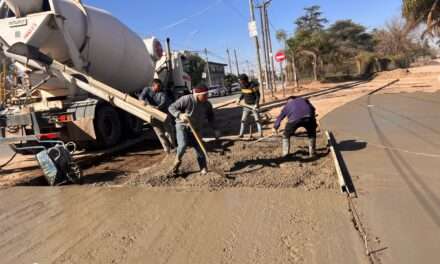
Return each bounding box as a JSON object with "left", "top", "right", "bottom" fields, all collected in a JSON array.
[{"left": 0, "top": 0, "right": 192, "bottom": 154}]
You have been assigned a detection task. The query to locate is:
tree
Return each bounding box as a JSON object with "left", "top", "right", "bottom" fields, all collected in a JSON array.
[
  {"left": 288, "top": 6, "right": 330, "bottom": 81},
  {"left": 295, "top": 5, "right": 328, "bottom": 33},
  {"left": 327, "top": 20, "right": 374, "bottom": 60},
  {"left": 373, "top": 17, "right": 435, "bottom": 68},
  {"left": 183, "top": 52, "right": 206, "bottom": 87},
  {"left": 224, "top": 73, "right": 238, "bottom": 89},
  {"left": 276, "top": 30, "right": 287, "bottom": 43},
  {"left": 287, "top": 29, "right": 328, "bottom": 81},
  {"left": 276, "top": 30, "right": 299, "bottom": 86},
  {"left": 403, "top": 0, "right": 440, "bottom": 36}
]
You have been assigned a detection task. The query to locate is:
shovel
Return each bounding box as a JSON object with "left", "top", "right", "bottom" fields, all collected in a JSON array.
[{"left": 186, "top": 119, "right": 234, "bottom": 179}]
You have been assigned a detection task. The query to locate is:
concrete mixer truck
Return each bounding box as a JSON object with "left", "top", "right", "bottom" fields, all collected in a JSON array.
[{"left": 0, "top": 0, "right": 193, "bottom": 153}]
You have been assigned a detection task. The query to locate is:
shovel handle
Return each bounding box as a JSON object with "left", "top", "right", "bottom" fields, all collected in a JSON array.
[{"left": 186, "top": 120, "right": 209, "bottom": 161}]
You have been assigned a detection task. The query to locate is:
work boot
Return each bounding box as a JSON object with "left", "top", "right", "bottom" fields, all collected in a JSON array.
[
  {"left": 309, "top": 138, "right": 316, "bottom": 158},
  {"left": 239, "top": 122, "right": 245, "bottom": 138},
  {"left": 282, "top": 137, "right": 290, "bottom": 157},
  {"left": 256, "top": 122, "right": 263, "bottom": 138},
  {"left": 170, "top": 159, "right": 181, "bottom": 176}
]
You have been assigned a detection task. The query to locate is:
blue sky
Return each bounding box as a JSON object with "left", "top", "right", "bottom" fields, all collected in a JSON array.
[{"left": 84, "top": 0, "right": 403, "bottom": 71}]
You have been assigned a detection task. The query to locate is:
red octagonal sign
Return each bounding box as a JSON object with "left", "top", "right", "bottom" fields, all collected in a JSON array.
[{"left": 275, "top": 51, "right": 286, "bottom": 62}]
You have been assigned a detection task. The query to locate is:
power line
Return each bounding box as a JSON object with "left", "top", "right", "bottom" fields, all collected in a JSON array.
[{"left": 221, "top": 0, "right": 248, "bottom": 21}]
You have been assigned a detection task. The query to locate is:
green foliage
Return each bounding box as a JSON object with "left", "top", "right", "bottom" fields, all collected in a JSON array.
[
  {"left": 327, "top": 20, "right": 374, "bottom": 61},
  {"left": 295, "top": 5, "right": 328, "bottom": 33},
  {"left": 276, "top": 30, "right": 288, "bottom": 43},
  {"left": 278, "top": 4, "right": 437, "bottom": 80},
  {"left": 224, "top": 73, "right": 238, "bottom": 88},
  {"left": 403, "top": 0, "right": 440, "bottom": 36},
  {"left": 183, "top": 52, "right": 206, "bottom": 87}
]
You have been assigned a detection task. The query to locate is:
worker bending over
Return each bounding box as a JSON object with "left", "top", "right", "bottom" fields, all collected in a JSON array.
[
  {"left": 237, "top": 74, "right": 263, "bottom": 138},
  {"left": 168, "top": 86, "right": 220, "bottom": 175},
  {"left": 273, "top": 96, "right": 318, "bottom": 158},
  {"left": 139, "top": 79, "right": 174, "bottom": 153}
]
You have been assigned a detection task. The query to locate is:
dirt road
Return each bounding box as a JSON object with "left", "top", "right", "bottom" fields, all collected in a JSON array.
[{"left": 0, "top": 187, "right": 366, "bottom": 264}]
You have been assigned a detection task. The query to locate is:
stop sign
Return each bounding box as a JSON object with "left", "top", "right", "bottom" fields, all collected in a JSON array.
[{"left": 275, "top": 51, "right": 286, "bottom": 62}]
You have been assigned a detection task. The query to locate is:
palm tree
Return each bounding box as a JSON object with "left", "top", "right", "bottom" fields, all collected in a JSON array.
[
  {"left": 276, "top": 30, "right": 287, "bottom": 43},
  {"left": 276, "top": 30, "right": 299, "bottom": 87},
  {"left": 403, "top": 0, "right": 440, "bottom": 36}
]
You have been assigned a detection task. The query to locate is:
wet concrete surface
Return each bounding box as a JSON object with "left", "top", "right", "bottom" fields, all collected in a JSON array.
[
  {"left": 0, "top": 187, "right": 366, "bottom": 264},
  {"left": 321, "top": 91, "right": 440, "bottom": 263},
  {"left": 0, "top": 145, "right": 13, "bottom": 160}
]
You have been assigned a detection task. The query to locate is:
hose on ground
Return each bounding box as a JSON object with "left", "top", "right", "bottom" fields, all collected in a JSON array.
[{"left": 0, "top": 152, "right": 17, "bottom": 169}]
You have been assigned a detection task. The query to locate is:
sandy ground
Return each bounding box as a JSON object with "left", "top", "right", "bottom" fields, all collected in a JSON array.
[{"left": 0, "top": 63, "right": 439, "bottom": 263}]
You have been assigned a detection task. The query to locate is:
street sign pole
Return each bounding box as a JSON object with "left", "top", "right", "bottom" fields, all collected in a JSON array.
[
  {"left": 275, "top": 51, "right": 287, "bottom": 97},
  {"left": 280, "top": 61, "right": 285, "bottom": 97}
]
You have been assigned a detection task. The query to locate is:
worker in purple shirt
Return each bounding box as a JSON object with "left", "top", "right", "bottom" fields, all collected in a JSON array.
[{"left": 273, "top": 96, "right": 318, "bottom": 157}]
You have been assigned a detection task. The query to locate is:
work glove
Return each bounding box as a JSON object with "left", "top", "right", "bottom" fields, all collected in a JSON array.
[
  {"left": 236, "top": 100, "right": 241, "bottom": 106},
  {"left": 179, "top": 113, "right": 190, "bottom": 123},
  {"left": 272, "top": 128, "right": 278, "bottom": 135},
  {"left": 253, "top": 104, "right": 260, "bottom": 111}
]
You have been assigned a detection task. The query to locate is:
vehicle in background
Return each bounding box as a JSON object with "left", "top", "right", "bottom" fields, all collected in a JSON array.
[
  {"left": 208, "top": 86, "right": 231, "bottom": 97},
  {"left": 208, "top": 86, "right": 220, "bottom": 97},
  {"left": 218, "top": 86, "right": 229, "bottom": 96},
  {"left": 231, "top": 82, "right": 241, "bottom": 92}
]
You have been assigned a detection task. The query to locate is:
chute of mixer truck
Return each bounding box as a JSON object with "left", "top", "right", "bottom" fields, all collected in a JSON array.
[{"left": 0, "top": 0, "right": 192, "bottom": 156}]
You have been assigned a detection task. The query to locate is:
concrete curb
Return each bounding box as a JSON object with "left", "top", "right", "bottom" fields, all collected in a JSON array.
[{"left": 325, "top": 130, "right": 353, "bottom": 195}]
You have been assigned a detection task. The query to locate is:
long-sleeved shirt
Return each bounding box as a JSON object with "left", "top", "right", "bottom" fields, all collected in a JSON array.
[
  {"left": 274, "top": 98, "right": 316, "bottom": 129},
  {"left": 239, "top": 82, "right": 260, "bottom": 106},
  {"left": 168, "top": 94, "right": 216, "bottom": 131},
  {"left": 138, "top": 87, "right": 171, "bottom": 113}
]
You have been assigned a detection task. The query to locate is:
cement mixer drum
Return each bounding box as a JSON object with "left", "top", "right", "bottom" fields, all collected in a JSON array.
[{"left": 0, "top": 0, "right": 155, "bottom": 94}]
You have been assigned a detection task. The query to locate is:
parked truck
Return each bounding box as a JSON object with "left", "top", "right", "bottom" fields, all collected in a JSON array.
[{"left": 0, "top": 0, "right": 192, "bottom": 154}]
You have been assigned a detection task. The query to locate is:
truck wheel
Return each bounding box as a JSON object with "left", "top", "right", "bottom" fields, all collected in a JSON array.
[
  {"left": 122, "top": 112, "right": 144, "bottom": 138},
  {"left": 94, "top": 105, "right": 122, "bottom": 148}
]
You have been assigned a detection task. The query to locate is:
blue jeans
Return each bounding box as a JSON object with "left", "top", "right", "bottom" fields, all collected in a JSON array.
[
  {"left": 175, "top": 123, "right": 207, "bottom": 170},
  {"left": 240, "top": 107, "right": 262, "bottom": 135}
]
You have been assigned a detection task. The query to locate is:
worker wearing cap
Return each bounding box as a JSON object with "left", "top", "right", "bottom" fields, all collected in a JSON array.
[
  {"left": 168, "top": 85, "right": 220, "bottom": 175},
  {"left": 139, "top": 79, "right": 174, "bottom": 153},
  {"left": 237, "top": 74, "right": 263, "bottom": 138},
  {"left": 273, "top": 96, "right": 318, "bottom": 158}
]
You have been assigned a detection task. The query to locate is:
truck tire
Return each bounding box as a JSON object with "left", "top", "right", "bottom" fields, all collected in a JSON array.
[
  {"left": 122, "top": 112, "right": 144, "bottom": 138},
  {"left": 94, "top": 105, "right": 122, "bottom": 148}
]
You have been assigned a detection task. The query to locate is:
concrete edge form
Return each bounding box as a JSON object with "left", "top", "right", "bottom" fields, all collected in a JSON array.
[{"left": 325, "top": 130, "right": 349, "bottom": 194}]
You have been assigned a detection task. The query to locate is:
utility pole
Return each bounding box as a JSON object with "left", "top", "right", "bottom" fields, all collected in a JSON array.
[
  {"left": 204, "top": 48, "right": 212, "bottom": 87},
  {"left": 245, "top": 60, "right": 252, "bottom": 77},
  {"left": 248, "top": 0, "right": 265, "bottom": 103},
  {"left": 226, "top": 49, "right": 233, "bottom": 75},
  {"left": 234, "top": 49, "right": 240, "bottom": 76},
  {"left": 258, "top": 3, "right": 273, "bottom": 97},
  {"left": 264, "top": 4, "right": 277, "bottom": 92}
]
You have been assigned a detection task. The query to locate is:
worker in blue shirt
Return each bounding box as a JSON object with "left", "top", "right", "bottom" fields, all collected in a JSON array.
[
  {"left": 273, "top": 96, "right": 318, "bottom": 157},
  {"left": 139, "top": 79, "right": 174, "bottom": 153}
]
